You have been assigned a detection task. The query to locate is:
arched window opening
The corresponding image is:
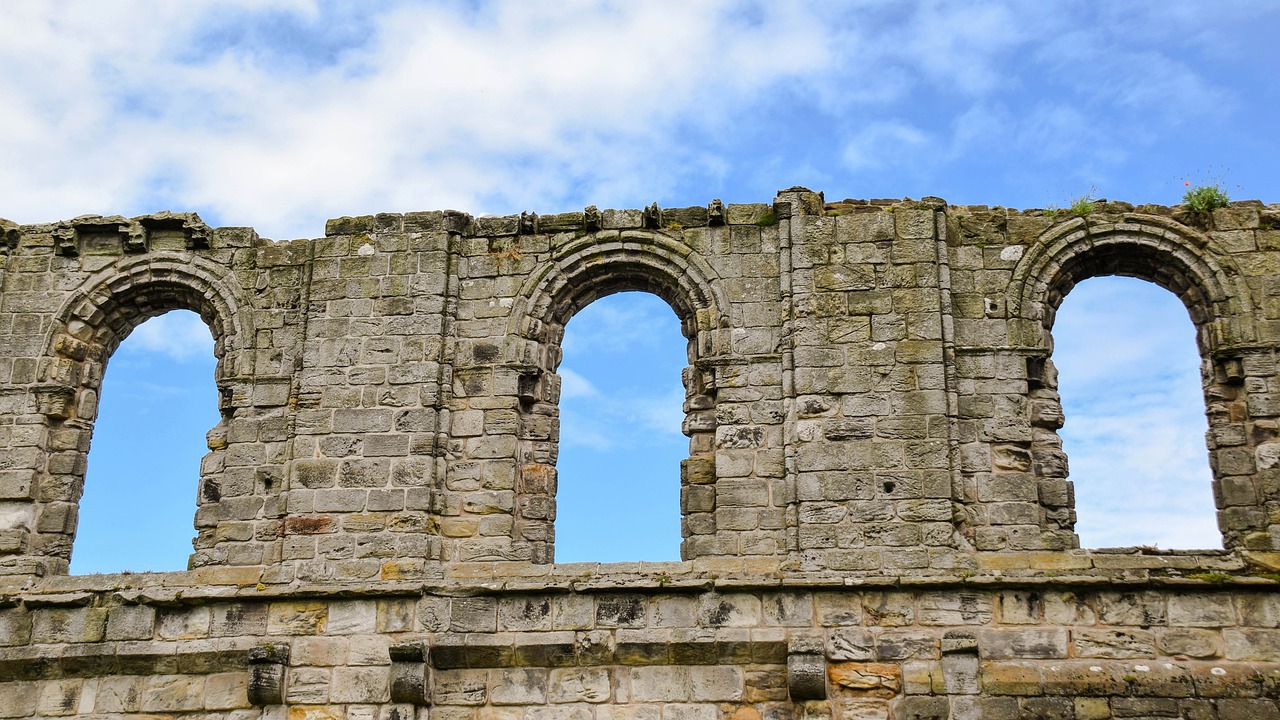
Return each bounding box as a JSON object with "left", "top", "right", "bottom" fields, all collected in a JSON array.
[
  {"left": 1052, "top": 276, "right": 1220, "bottom": 549},
  {"left": 70, "top": 309, "right": 220, "bottom": 573},
  {"left": 553, "top": 291, "right": 688, "bottom": 562}
]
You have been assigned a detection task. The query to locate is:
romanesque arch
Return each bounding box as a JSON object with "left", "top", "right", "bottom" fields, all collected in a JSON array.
[
  {"left": 29, "top": 254, "right": 248, "bottom": 572},
  {"left": 503, "top": 230, "right": 727, "bottom": 562},
  {"left": 1007, "top": 216, "right": 1262, "bottom": 549},
  {"left": 1009, "top": 215, "right": 1245, "bottom": 348}
]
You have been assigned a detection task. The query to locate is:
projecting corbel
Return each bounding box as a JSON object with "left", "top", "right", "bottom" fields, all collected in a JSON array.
[
  {"left": 389, "top": 642, "right": 432, "bottom": 705},
  {"left": 33, "top": 385, "right": 76, "bottom": 420},
  {"left": 247, "top": 644, "right": 290, "bottom": 706},
  {"left": 787, "top": 635, "right": 827, "bottom": 701}
]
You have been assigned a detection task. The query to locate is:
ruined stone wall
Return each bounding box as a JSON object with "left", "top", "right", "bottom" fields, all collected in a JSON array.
[{"left": 1, "top": 191, "right": 1279, "bottom": 718}]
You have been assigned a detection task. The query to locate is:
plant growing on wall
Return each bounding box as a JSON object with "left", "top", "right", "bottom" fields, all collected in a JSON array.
[
  {"left": 1046, "top": 188, "right": 1098, "bottom": 219},
  {"left": 1182, "top": 181, "right": 1231, "bottom": 213},
  {"left": 1068, "top": 192, "right": 1097, "bottom": 217}
]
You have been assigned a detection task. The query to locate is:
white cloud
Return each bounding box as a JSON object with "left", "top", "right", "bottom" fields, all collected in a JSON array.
[
  {"left": 2, "top": 1, "right": 1272, "bottom": 239},
  {"left": 558, "top": 380, "right": 687, "bottom": 452},
  {"left": 124, "top": 311, "right": 216, "bottom": 363},
  {"left": 884, "top": 0, "right": 1029, "bottom": 96},
  {"left": 632, "top": 388, "right": 690, "bottom": 437},
  {"left": 0, "top": 1, "right": 846, "bottom": 238},
  {"left": 557, "top": 407, "right": 617, "bottom": 453},
  {"left": 558, "top": 294, "right": 688, "bottom": 452},
  {"left": 1052, "top": 277, "right": 1203, "bottom": 386},
  {"left": 558, "top": 367, "right": 598, "bottom": 400},
  {"left": 562, "top": 292, "right": 685, "bottom": 356},
  {"left": 1053, "top": 277, "right": 1220, "bottom": 549},
  {"left": 842, "top": 121, "right": 931, "bottom": 171}
]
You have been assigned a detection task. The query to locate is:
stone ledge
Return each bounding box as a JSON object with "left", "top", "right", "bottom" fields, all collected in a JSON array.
[
  {"left": 427, "top": 632, "right": 787, "bottom": 669},
  {"left": 5, "top": 557, "right": 1278, "bottom": 607},
  {"left": 979, "top": 659, "right": 1280, "bottom": 698},
  {"left": 0, "top": 639, "right": 254, "bottom": 681}
]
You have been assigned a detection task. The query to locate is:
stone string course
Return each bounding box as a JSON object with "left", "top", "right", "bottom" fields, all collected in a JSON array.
[{"left": 1, "top": 189, "right": 1279, "bottom": 717}]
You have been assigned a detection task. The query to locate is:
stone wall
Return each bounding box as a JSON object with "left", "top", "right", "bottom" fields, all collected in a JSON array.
[
  {"left": 2, "top": 571, "right": 1279, "bottom": 719},
  {"left": 1, "top": 190, "right": 1279, "bottom": 718}
]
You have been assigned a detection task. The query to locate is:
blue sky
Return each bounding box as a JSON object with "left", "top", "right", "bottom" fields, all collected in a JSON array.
[{"left": 3, "top": 1, "right": 1274, "bottom": 571}]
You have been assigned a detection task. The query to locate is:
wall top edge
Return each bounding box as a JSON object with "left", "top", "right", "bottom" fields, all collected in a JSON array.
[
  {"left": 4, "top": 551, "right": 1277, "bottom": 606},
  {"left": 5, "top": 193, "right": 1277, "bottom": 246}
]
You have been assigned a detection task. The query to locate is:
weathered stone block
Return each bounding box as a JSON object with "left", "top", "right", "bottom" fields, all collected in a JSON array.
[
  {"left": 630, "top": 666, "right": 690, "bottom": 702},
  {"left": 978, "top": 628, "right": 1068, "bottom": 660},
  {"left": 548, "top": 667, "right": 609, "bottom": 703},
  {"left": 105, "top": 604, "right": 155, "bottom": 640},
  {"left": 1072, "top": 629, "right": 1156, "bottom": 658}
]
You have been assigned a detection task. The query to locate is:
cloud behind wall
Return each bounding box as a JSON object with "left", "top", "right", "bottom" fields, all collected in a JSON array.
[
  {"left": 5, "top": 1, "right": 1275, "bottom": 568},
  {"left": 1, "top": 1, "right": 1276, "bottom": 239},
  {"left": 1053, "top": 278, "right": 1219, "bottom": 550}
]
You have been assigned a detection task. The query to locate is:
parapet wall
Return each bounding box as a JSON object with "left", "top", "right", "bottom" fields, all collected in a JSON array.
[
  {"left": 2, "top": 191, "right": 1279, "bottom": 718},
  {"left": 2, "top": 571, "right": 1279, "bottom": 719}
]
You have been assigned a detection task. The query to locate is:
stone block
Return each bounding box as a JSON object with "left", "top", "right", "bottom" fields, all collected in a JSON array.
[
  {"left": 870, "top": 629, "right": 935, "bottom": 662},
  {"left": 345, "top": 635, "right": 387, "bottom": 668},
  {"left": 0, "top": 681, "right": 41, "bottom": 718},
  {"left": 291, "top": 636, "right": 347, "bottom": 666},
  {"left": 917, "top": 591, "right": 993, "bottom": 625},
  {"left": 326, "top": 600, "right": 377, "bottom": 635},
  {"left": 697, "top": 594, "right": 762, "bottom": 628},
  {"left": 690, "top": 666, "right": 744, "bottom": 701},
  {"left": 978, "top": 628, "right": 1068, "bottom": 660},
  {"left": 630, "top": 667, "right": 689, "bottom": 702},
  {"left": 0, "top": 610, "right": 32, "bottom": 647},
  {"left": 34, "top": 608, "right": 107, "bottom": 644},
  {"left": 659, "top": 705, "right": 718, "bottom": 720},
  {"left": 204, "top": 671, "right": 250, "bottom": 710},
  {"left": 268, "top": 601, "right": 328, "bottom": 635},
  {"left": 1072, "top": 629, "right": 1156, "bottom": 658},
  {"left": 451, "top": 597, "right": 497, "bottom": 632},
  {"left": 141, "top": 675, "right": 207, "bottom": 713},
  {"left": 1168, "top": 593, "right": 1237, "bottom": 627},
  {"left": 596, "top": 595, "right": 648, "bottom": 628},
  {"left": 491, "top": 667, "right": 549, "bottom": 704},
  {"left": 1096, "top": 591, "right": 1168, "bottom": 627},
  {"left": 941, "top": 654, "right": 979, "bottom": 695},
  {"left": 434, "top": 669, "right": 488, "bottom": 705},
  {"left": 979, "top": 660, "right": 1040, "bottom": 696},
  {"left": 1223, "top": 628, "right": 1280, "bottom": 661},
  {"left": 105, "top": 604, "right": 156, "bottom": 640},
  {"left": 1218, "top": 699, "right": 1280, "bottom": 719},
  {"left": 548, "top": 667, "right": 610, "bottom": 703},
  {"left": 34, "top": 678, "right": 82, "bottom": 715},
  {"left": 329, "top": 666, "right": 390, "bottom": 703}
]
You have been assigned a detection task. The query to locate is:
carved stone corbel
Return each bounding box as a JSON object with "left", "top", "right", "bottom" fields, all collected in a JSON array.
[
  {"left": 247, "top": 644, "right": 289, "bottom": 705},
  {"left": 0, "top": 219, "right": 19, "bottom": 249},
  {"left": 788, "top": 651, "right": 827, "bottom": 700},
  {"left": 708, "top": 198, "right": 726, "bottom": 226},
  {"left": 519, "top": 211, "right": 538, "bottom": 235},
  {"left": 122, "top": 223, "right": 147, "bottom": 253},
  {"left": 53, "top": 227, "right": 77, "bottom": 256},
  {"left": 33, "top": 385, "right": 76, "bottom": 420},
  {"left": 389, "top": 642, "right": 432, "bottom": 705},
  {"left": 642, "top": 202, "right": 662, "bottom": 229}
]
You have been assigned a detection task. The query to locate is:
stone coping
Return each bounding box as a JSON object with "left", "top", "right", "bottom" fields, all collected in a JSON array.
[
  {"left": 2, "top": 550, "right": 1277, "bottom": 606},
  {"left": 6, "top": 199, "right": 1277, "bottom": 245}
]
